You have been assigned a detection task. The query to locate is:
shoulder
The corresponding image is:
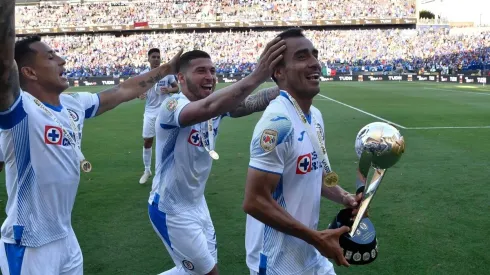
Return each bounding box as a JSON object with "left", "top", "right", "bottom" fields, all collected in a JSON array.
[{"left": 252, "top": 105, "right": 293, "bottom": 148}]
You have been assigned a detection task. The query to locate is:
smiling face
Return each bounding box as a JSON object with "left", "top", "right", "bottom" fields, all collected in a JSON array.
[
  {"left": 178, "top": 57, "right": 217, "bottom": 100},
  {"left": 148, "top": 51, "right": 161, "bottom": 69},
  {"left": 19, "top": 41, "right": 69, "bottom": 94},
  {"left": 273, "top": 36, "right": 322, "bottom": 99}
]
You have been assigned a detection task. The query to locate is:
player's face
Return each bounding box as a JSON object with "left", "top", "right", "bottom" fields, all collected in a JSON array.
[
  {"left": 148, "top": 52, "right": 161, "bottom": 68},
  {"left": 275, "top": 37, "right": 321, "bottom": 98},
  {"left": 23, "top": 41, "right": 69, "bottom": 93},
  {"left": 180, "top": 58, "right": 216, "bottom": 100}
]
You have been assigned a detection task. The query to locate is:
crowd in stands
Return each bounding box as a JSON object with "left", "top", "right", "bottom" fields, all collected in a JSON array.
[
  {"left": 15, "top": 0, "right": 416, "bottom": 28},
  {"left": 34, "top": 27, "right": 490, "bottom": 78}
]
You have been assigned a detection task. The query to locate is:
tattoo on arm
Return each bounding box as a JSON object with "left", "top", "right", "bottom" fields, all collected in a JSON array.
[
  {"left": 229, "top": 86, "right": 280, "bottom": 118},
  {"left": 0, "top": 0, "right": 19, "bottom": 110}
]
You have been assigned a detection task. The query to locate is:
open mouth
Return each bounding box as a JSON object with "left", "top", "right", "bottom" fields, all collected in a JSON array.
[
  {"left": 201, "top": 84, "right": 213, "bottom": 92},
  {"left": 306, "top": 73, "right": 320, "bottom": 82}
]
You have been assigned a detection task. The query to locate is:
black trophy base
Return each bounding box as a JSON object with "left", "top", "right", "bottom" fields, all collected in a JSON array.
[{"left": 328, "top": 208, "right": 378, "bottom": 265}]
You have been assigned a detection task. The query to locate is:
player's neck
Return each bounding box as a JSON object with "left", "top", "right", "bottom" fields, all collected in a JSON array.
[
  {"left": 27, "top": 85, "right": 62, "bottom": 106},
  {"left": 285, "top": 89, "right": 312, "bottom": 115}
]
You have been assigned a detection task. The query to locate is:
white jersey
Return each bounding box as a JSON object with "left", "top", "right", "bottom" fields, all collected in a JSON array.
[
  {"left": 0, "top": 90, "right": 99, "bottom": 247},
  {"left": 246, "top": 91, "right": 326, "bottom": 275},
  {"left": 140, "top": 69, "right": 177, "bottom": 116},
  {"left": 149, "top": 93, "right": 230, "bottom": 214}
]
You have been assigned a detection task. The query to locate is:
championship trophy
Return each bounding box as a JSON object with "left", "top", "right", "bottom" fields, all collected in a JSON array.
[{"left": 328, "top": 122, "right": 405, "bottom": 265}]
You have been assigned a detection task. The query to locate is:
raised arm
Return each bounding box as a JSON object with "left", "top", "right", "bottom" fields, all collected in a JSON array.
[
  {"left": 95, "top": 49, "right": 183, "bottom": 116},
  {"left": 0, "top": 0, "right": 20, "bottom": 111},
  {"left": 228, "top": 86, "right": 280, "bottom": 118},
  {"left": 178, "top": 37, "right": 286, "bottom": 127}
]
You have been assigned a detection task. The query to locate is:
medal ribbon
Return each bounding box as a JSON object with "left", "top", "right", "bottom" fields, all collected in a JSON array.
[
  {"left": 25, "top": 93, "right": 86, "bottom": 163},
  {"left": 281, "top": 91, "right": 333, "bottom": 175}
]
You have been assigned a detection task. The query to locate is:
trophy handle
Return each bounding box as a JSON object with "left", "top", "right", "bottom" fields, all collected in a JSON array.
[{"left": 349, "top": 168, "right": 387, "bottom": 237}]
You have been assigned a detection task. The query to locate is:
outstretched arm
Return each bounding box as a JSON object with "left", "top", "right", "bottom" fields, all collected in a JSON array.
[
  {"left": 177, "top": 37, "right": 285, "bottom": 127},
  {"left": 95, "top": 49, "right": 182, "bottom": 116},
  {"left": 0, "top": 0, "right": 20, "bottom": 111},
  {"left": 228, "top": 86, "right": 280, "bottom": 118}
]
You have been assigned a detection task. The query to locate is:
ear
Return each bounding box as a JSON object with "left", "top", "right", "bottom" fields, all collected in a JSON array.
[
  {"left": 273, "top": 65, "right": 285, "bottom": 82},
  {"left": 20, "top": 66, "right": 38, "bottom": 82},
  {"left": 177, "top": 72, "right": 185, "bottom": 85}
]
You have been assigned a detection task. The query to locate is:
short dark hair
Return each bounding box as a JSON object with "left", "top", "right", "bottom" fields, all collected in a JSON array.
[
  {"left": 15, "top": 35, "right": 42, "bottom": 83},
  {"left": 271, "top": 28, "right": 306, "bottom": 83},
  {"left": 148, "top": 48, "right": 160, "bottom": 56},
  {"left": 177, "top": 50, "right": 211, "bottom": 73}
]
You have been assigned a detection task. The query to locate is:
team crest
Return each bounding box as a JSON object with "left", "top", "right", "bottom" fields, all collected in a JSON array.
[
  {"left": 260, "top": 129, "right": 278, "bottom": 152},
  {"left": 182, "top": 260, "right": 194, "bottom": 270},
  {"left": 166, "top": 99, "right": 178, "bottom": 111},
  {"left": 187, "top": 129, "right": 201, "bottom": 146},
  {"left": 44, "top": 125, "right": 63, "bottom": 145},
  {"left": 67, "top": 108, "right": 79, "bottom": 122},
  {"left": 296, "top": 153, "right": 312, "bottom": 174}
]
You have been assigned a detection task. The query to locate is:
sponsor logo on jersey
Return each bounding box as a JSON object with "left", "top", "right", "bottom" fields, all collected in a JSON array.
[
  {"left": 67, "top": 108, "right": 79, "bottom": 122},
  {"left": 296, "top": 153, "right": 312, "bottom": 174},
  {"left": 188, "top": 129, "right": 202, "bottom": 146}
]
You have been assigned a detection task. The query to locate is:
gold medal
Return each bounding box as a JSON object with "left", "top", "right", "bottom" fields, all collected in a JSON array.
[
  {"left": 209, "top": 150, "right": 219, "bottom": 160},
  {"left": 81, "top": 160, "right": 92, "bottom": 173},
  {"left": 323, "top": 171, "right": 339, "bottom": 187}
]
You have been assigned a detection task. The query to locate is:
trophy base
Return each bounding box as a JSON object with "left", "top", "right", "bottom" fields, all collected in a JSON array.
[{"left": 328, "top": 208, "right": 378, "bottom": 265}]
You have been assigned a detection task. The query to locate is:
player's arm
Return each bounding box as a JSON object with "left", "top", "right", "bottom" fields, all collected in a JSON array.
[
  {"left": 177, "top": 37, "right": 285, "bottom": 127},
  {"left": 0, "top": 0, "right": 20, "bottom": 111},
  {"left": 228, "top": 86, "right": 280, "bottom": 118},
  {"left": 94, "top": 49, "right": 182, "bottom": 116},
  {"left": 244, "top": 169, "right": 320, "bottom": 244}
]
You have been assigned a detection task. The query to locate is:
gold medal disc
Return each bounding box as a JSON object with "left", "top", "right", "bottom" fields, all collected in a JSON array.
[
  {"left": 81, "top": 160, "right": 92, "bottom": 173},
  {"left": 323, "top": 171, "right": 339, "bottom": 187}
]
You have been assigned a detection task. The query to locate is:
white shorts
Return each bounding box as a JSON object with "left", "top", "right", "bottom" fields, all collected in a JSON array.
[
  {"left": 249, "top": 257, "right": 335, "bottom": 275},
  {"left": 149, "top": 196, "right": 217, "bottom": 275},
  {"left": 142, "top": 112, "right": 157, "bottom": 138},
  {"left": 0, "top": 227, "right": 83, "bottom": 275}
]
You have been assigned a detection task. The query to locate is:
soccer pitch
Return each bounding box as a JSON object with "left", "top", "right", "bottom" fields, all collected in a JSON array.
[{"left": 1, "top": 81, "right": 489, "bottom": 274}]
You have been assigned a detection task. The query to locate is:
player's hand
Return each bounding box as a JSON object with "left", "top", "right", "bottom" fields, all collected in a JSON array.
[
  {"left": 138, "top": 93, "right": 147, "bottom": 100},
  {"left": 342, "top": 192, "right": 369, "bottom": 219},
  {"left": 166, "top": 48, "right": 184, "bottom": 74},
  {"left": 251, "top": 37, "right": 286, "bottom": 82},
  {"left": 313, "top": 227, "right": 351, "bottom": 267},
  {"left": 160, "top": 87, "right": 169, "bottom": 94}
]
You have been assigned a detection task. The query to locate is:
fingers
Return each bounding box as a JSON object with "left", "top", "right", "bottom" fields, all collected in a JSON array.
[
  {"left": 335, "top": 226, "right": 351, "bottom": 236},
  {"left": 264, "top": 42, "right": 286, "bottom": 63},
  {"left": 260, "top": 36, "right": 281, "bottom": 59},
  {"left": 335, "top": 250, "right": 350, "bottom": 267}
]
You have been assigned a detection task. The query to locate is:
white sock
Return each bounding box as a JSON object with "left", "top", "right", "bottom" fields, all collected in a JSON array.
[
  {"left": 143, "top": 147, "right": 152, "bottom": 172},
  {"left": 157, "top": 266, "right": 188, "bottom": 275}
]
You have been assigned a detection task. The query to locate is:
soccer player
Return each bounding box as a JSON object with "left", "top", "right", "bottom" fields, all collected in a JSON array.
[
  {"left": 242, "top": 28, "right": 361, "bottom": 275},
  {"left": 148, "top": 37, "right": 286, "bottom": 275},
  {"left": 0, "top": 4, "right": 183, "bottom": 273},
  {"left": 138, "top": 48, "right": 179, "bottom": 184}
]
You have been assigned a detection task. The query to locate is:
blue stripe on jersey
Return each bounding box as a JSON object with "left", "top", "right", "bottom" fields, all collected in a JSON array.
[
  {"left": 160, "top": 123, "right": 177, "bottom": 129},
  {"left": 84, "top": 104, "right": 95, "bottom": 119},
  {"left": 12, "top": 117, "right": 36, "bottom": 245},
  {"left": 157, "top": 128, "right": 179, "bottom": 210},
  {"left": 259, "top": 253, "right": 267, "bottom": 275},
  {"left": 148, "top": 203, "right": 172, "bottom": 250},
  {"left": 248, "top": 165, "right": 282, "bottom": 176},
  {"left": 0, "top": 95, "right": 27, "bottom": 129},
  {"left": 4, "top": 242, "right": 26, "bottom": 275}
]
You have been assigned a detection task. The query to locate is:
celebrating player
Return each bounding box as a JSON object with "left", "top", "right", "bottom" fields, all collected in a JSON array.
[
  {"left": 148, "top": 37, "right": 285, "bottom": 275},
  {"left": 0, "top": 3, "right": 182, "bottom": 274},
  {"left": 242, "top": 28, "right": 361, "bottom": 275},
  {"left": 138, "top": 48, "right": 179, "bottom": 184}
]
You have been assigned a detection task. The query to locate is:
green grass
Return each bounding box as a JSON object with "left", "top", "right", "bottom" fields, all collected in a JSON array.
[{"left": 1, "top": 81, "right": 490, "bottom": 274}]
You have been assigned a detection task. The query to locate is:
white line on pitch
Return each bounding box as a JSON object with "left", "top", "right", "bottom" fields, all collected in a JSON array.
[
  {"left": 317, "top": 93, "right": 407, "bottom": 129},
  {"left": 423, "top": 87, "right": 490, "bottom": 96},
  {"left": 406, "top": 126, "right": 490, "bottom": 130}
]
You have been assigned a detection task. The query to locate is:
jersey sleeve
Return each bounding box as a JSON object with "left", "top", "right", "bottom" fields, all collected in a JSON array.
[
  {"left": 71, "top": 92, "right": 100, "bottom": 119},
  {"left": 158, "top": 96, "right": 190, "bottom": 128},
  {"left": 249, "top": 112, "right": 293, "bottom": 175},
  {"left": 0, "top": 93, "right": 27, "bottom": 130}
]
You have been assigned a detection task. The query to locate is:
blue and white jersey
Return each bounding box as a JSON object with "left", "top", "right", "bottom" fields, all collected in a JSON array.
[
  {"left": 149, "top": 93, "right": 229, "bottom": 214},
  {"left": 140, "top": 69, "right": 177, "bottom": 116},
  {"left": 246, "top": 91, "right": 326, "bottom": 275},
  {"left": 0, "top": 90, "right": 99, "bottom": 247}
]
